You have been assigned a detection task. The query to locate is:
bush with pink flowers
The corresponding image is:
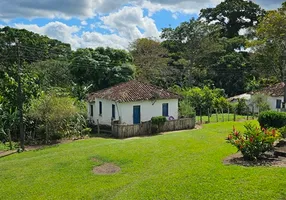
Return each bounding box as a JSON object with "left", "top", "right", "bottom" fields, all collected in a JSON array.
[{"left": 226, "top": 123, "right": 281, "bottom": 160}]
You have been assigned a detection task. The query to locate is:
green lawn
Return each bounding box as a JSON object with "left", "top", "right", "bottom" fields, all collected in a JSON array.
[{"left": 0, "top": 121, "right": 285, "bottom": 200}]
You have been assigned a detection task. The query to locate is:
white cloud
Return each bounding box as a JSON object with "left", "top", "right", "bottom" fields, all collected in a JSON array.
[
  {"left": 13, "top": 21, "right": 131, "bottom": 49},
  {"left": 90, "top": 24, "right": 96, "bottom": 29},
  {"left": 5, "top": 0, "right": 284, "bottom": 51},
  {"left": 139, "top": 0, "right": 217, "bottom": 15},
  {"left": 80, "top": 31, "right": 130, "bottom": 49},
  {"left": 101, "top": 6, "right": 160, "bottom": 41},
  {"left": 0, "top": 0, "right": 95, "bottom": 20},
  {"left": 172, "top": 13, "right": 178, "bottom": 19},
  {"left": 0, "top": 0, "right": 283, "bottom": 20},
  {"left": 14, "top": 21, "right": 81, "bottom": 48},
  {"left": 81, "top": 20, "right": 88, "bottom": 26},
  {"left": 12, "top": 5, "right": 162, "bottom": 50}
]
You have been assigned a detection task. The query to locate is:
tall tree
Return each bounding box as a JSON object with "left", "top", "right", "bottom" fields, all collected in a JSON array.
[
  {"left": 28, "top": 60, "right": 72, "bottom": 89},
  {"left": 200, "top": 0, "right": 265, "bottom": 38},
  {"left": 130, "top": 38, "right": 171, "bottom": 87},
  {"left": 70, "top": 48, "right": 135, "bottom": 94},
  {"left": 252, "top": 3, "right": 286, "bottom": 80},
  {"left": 210, "top": 52, "right": 251, "bottom": 96},
  {"left": 0, "top": 26, "right": 71, "bottom": 148},
  {"left": 251, "top": 2, "right": 286, "bottom": 104},
  {"left": 161, "top": 19, "right": 224, "bottom": 87}
]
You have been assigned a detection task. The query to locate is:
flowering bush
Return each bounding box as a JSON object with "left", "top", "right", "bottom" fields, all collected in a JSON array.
[{"left": 226, "top": 123, "right": 281, "bottom": 160}]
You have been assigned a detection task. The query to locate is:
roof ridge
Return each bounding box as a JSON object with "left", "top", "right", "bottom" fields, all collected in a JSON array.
[{"left": 87, "top": 80, "right": 180, "bottom": 102}]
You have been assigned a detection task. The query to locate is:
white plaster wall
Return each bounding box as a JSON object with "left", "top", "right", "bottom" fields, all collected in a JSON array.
[
  {"left": 267, "top": 96, "right": 283, "bottom": 110},
  {"left": 87, "top": 101, "right": 95, "bottom": 123},
  {"left": 118, "top": 99, "right": 179, "bottom": 125},
  {"left": 246, "top": 95, "right": 283, "bottom": 112},
  {"left": 87, "top": 98, "right": 120, "bottom": 125}
]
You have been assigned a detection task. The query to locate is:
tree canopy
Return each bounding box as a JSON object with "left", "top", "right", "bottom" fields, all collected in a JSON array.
[{"left": 200, "top": 0, "right": 265, "bottom": 38}]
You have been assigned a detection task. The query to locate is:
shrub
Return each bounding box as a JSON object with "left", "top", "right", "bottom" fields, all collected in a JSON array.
[
  {"left": 258, "top": 111, "right": 286, "bottom": 128},
  {"left": 279, "top": 126, "right": 286, "bottom": 138},
  {"left": 250, "top": 94, "right": 270, "bottom": 113},
  {"left": 151, "top": 116, "right": 167, "bottom": 125},
  {"left": 82, "top": 128, "right": 92, "bottom": 136},
  {"left": 27, "top": 93, "right": 87, "bottom": 143},
  {"left": 226, "top": 123, "right": 281, "bottom": 160},
  {"left": 151, "top": 116, "right": 167, "bottom": 134},
  {"left": 213, "top": 97, "right": 230, "bottom": 112},
  {"left": 179, "top": 99, "right": 195, "bottom": 118},
  {"left": 235, "top": 99, "right": 249, "bottom": 115}
]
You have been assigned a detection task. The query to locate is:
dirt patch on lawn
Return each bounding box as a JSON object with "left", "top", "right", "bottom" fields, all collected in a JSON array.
[
  {"left": 93, "top": 163, "right": 121, "bottom": 174},
  {"left": 223, "top": 152, "right": 286, "bottom": 167},
  {"left": 91, "top": 157, "right": 101, "bottom": 163}
]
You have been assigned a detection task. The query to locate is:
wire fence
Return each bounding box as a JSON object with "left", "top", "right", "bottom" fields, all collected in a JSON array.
[{"left": 196, "top": 113, "right": 256, "bottom": 124}]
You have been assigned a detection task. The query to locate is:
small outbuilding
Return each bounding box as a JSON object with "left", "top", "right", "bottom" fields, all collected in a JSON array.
[
  {"left": 228, "top": 82, "right": 285, "bottom": 112},
  {"left": 253, "top": 82, "right": 284, "bottom": 110},
  {"left": 87, "top": 80, "right": 180, "bottom": 126}
]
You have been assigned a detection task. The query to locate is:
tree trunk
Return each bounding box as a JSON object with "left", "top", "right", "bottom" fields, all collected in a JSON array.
[
  {"left": 7, "top": 129, "right": 12, "bottom": 150},
  {"left": 45, "top": 124, "right": 49, "bottom": 144},
  {"left": 199, "top": 109, "right": 202, "bottom": 124}
]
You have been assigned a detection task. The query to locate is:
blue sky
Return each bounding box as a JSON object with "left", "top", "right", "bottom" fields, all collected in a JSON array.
[{"left": 0, "top": 0, "right": 283, "bottom": 49}]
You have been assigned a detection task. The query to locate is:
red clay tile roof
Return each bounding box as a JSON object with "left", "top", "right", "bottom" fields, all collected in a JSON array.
[
  {"left": 254, "top": 82, "right": 285, "bottom": 97},
  {"left": 87, "top": 80, "right": 180, "bottom": 102}
]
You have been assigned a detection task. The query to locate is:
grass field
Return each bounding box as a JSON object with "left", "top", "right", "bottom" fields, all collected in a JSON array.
[{"left": 0, "top": 121, "right": 285, "bottom": 200}]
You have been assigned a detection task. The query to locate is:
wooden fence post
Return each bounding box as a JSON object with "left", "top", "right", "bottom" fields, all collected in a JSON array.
[
  {"left": 207, "top": 108, "right": 210, "bottom": 123},
  {"left": 252, "top": 105, "right": 255, "bottom": 119},
  {"left": 200, "top": 108, "right": 202, "bottom": 124},
  {"left": 227, "top": 107, "right": 230, "bottom": 121},
  {"left": 221, "top": 108, "right": 224, "bottom": 122},
  {"left": 7, "top": 129, "right": 12, "bottom": 150},
  {"left": 234, "top": 110, "right": 236, "bottom": 121}
]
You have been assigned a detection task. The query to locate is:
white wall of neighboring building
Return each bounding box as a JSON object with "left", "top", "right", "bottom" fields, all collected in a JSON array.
[
  {"left": 267, "top": 96, "right": 283, "bottom": 111},
  {"left": 245, "top": 95, "right": 283, "bottom": 112},
  {"left": 87, "top": 98, "right": 179, "bottom": 125}
]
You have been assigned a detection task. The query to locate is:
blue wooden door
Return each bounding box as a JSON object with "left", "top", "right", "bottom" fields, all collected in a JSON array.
[{"left": 133, "top": 106, "right": 141, "bottom": 124}]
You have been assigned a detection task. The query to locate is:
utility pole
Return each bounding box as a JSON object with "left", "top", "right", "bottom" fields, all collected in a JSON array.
[
  {"left": 16, "top": 38, "right": 25, "bottom": 150},
  {"left": 284, "top": 63, "right": 286, "bottom": 110},
  {"left": 282, "top": 38, "right": 286, "bottom": 111}
]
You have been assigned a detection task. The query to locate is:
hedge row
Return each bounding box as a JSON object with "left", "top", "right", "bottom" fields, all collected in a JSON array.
[{"left": 258, "top": 111, "right": 286, "bottom": 128}]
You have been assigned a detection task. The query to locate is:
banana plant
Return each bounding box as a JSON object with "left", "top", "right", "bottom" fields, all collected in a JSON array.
[{"left": 0, "top": 106, "right": 18, "bottom": 150}]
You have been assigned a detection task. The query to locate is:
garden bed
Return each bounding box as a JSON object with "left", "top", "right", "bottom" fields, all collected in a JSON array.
[{"left": 223, "top": 152, "right": 286, "bottom": 167}]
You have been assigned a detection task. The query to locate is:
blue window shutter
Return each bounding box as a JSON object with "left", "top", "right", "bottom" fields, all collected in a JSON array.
[
  {"left": 133, "top": 106, "right": 141, "bottom": 124},
  {"left": 112, "top": 104, "right": 116, "bottom": 119},
  {"left": 90, "top": 104, "right": 93, "bottom": 117},
  {"left": 276, "top": 99, "right": 282, "bottom": 109},
  {"left": 99, "top": 101, "right": 102, "bottom": 115},
  {"left": 162, "top": 103, "right": 168, "bottom": 117}
]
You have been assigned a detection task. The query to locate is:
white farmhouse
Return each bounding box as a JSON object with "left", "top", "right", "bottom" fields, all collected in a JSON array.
[
  {"left": 228, "top": 82, "right": 285, "bottom": 112},
  {"left": 87, "top": 80, "right": 180, "bottom": 126},
  {"left": 253, "top": 82, "right": 284, "bottom": 110}
]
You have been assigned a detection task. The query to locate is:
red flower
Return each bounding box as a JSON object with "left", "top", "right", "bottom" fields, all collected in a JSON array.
[
  {"left": 272, "top": 129, "right": 276, "bottom": 136},
  {"left": 250, "top": 137, "right": 254, "bottom": 143}
]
